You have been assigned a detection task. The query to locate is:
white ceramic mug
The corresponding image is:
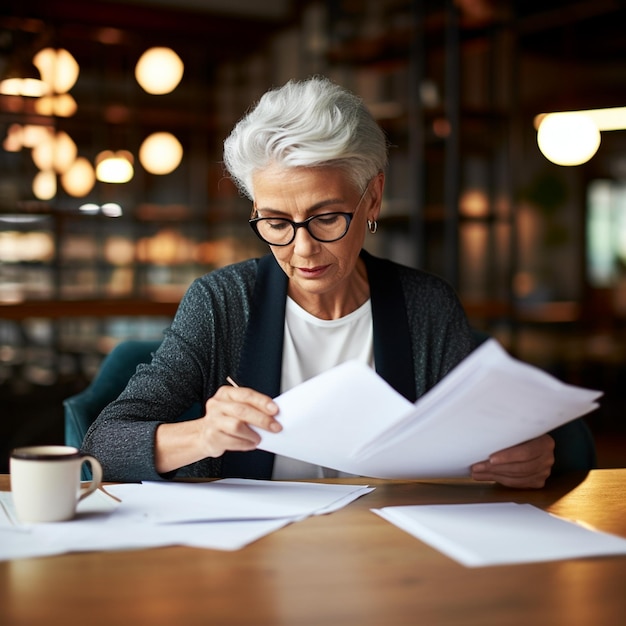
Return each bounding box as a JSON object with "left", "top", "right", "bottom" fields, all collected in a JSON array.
[{"left": 10, "top": 445, "right": 103, "bottom": 523}]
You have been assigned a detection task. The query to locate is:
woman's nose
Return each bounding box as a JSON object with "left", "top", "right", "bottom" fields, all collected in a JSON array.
[{"left": 292, "top": 224, "right": 319, "bottom": 255}]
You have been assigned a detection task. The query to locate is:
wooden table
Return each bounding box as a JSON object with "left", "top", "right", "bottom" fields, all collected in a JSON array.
[{"left": 1, "top": 470, "right": 625, "bottom": 626}]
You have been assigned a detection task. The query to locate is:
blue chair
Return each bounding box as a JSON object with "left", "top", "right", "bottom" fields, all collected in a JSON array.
[
  {"left": 65, "top": 339, "right": 203, "bottom": 478},
  {"left": 64, "top": 339, "right": 163, "bottom": 452}
]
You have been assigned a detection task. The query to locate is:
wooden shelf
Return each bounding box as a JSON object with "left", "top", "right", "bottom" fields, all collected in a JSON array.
[{"left": 0, "top": 299, "right": 179, "bottom": 321}]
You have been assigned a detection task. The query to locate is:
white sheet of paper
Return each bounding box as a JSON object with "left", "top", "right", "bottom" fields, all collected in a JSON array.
[
  {"left": 0, "top": 480, "right": 373, "bottom": 561},
  {"left": 105, "top": 479, "right": 374, "bottom": 524},
  {"left": 0, "top": 504, "right": 293, "bottom": 559},
  {"left": 372, "top": 502, "right": 626, "bottom": 567},
  {"left": 255, "top": 339, "right": 601, "bottom": 478}
]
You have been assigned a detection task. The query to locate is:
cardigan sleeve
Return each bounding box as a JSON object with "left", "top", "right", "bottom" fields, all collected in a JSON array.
[{"left": 81, "top": 260, "right": 257, "bottom": 481}]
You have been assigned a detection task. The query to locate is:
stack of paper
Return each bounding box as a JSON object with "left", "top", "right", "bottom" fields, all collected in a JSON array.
[
  {"left": 372, "top": 503, "right": 626, "bottom": 567},
  {"left": 255, "top": 339, "right": 602, "bottom": 478},
  {"left": 0, "top": 479, "right": 373, "bottom": 561}
]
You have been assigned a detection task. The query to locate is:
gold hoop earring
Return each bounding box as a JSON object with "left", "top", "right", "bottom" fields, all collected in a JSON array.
[{"left": 367, "top": 220, "right": 378, "bottom": 234}]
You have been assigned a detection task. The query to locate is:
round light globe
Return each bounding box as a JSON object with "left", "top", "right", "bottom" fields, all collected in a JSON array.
[
  {"left": 61, "top": 157, "right": 96, "bottom": 197},
  {"left": 33, "top": 48, "right": 79, "bottom": 94},
  {"left": 135, "top": 47, "right": 184, "bottom": 95},
  {"left": 537, "top": 113, "right": 601, "bottom": 166},
  {"left": 95, "top": 150, "right": 134, "bottom": 183},
  {"left": 32, "top": 170, "right": 57, "bottom": 201},
  {"left": 139, "top": 132, "right": 183, "bottom": 174}
]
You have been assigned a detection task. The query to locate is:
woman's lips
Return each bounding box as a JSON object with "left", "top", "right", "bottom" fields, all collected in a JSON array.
[{"left": 296, "top": 265, "right": 329, "bottom": 278}]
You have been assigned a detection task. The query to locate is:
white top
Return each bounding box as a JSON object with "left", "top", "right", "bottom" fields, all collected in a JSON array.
[{"left": 272, "top": 296, "right": 374, "bottom": 479}]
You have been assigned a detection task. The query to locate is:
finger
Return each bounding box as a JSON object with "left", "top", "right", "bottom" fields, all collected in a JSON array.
[
  {"left": 471, "top": 457, "right": 553, "bottom": 488},
  {"left": 214, "top": 383, "right": 280, "bottom": 412},
  {"left": 210, "top": 386, "right": 281, "bottom": 433},
  {"left": 472, "top": 469, "right": 549, "bottom": 489},
  {"left": 472, "top": 450, "right": 554, "bottom": 477},
  {"left": 197, "top": 411, "right": 263, "bottom": 459},
  {"left": 210, "top": 415, "right": 262, "bottom": 448},
  {"left": 488, "top": 435, "right": 554, "bottom": 465}
]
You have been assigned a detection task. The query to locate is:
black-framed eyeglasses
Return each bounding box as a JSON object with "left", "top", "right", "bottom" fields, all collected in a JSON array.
[
  {"left": 249, "top": 184, "right": 370, "bottom": 247},
  {"left": 249, "top": 212, "right": 354, "bottom": 246}
]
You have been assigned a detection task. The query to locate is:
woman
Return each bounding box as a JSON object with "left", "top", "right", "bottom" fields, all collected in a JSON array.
[{"left": 83, "top": 77, "right": 554, "bottom": 487}]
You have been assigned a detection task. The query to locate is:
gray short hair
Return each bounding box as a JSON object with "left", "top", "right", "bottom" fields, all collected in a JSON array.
[{"left": 223, "top": 76, "right": 388, "bottom": 199}]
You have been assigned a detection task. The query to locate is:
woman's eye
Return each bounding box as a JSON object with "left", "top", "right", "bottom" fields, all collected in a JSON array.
[
  {"left": 315, "top": 214, "right": 340, "bottom": 225},
  {"left": 267, "top": 220, "right": 289, "bottom": 231}
]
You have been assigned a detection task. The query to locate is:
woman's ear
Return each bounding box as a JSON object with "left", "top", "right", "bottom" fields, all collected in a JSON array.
[{"left": 368, "top": 172, "right": 385, "bottom": 221}]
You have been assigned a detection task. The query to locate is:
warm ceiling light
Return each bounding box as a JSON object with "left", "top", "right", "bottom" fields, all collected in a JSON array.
[
  {"left": 21, "top": 124, "right": 51, "bottom": 148},
  {"left": 537, "top": 113, "right": 601, "bottom": 166},
  {"left": 35, "top": 93, "right": 78, "bottom": 117},
  {"left": 33, "top": 48, "right": 79, "bottom": 94},
  {"left": 135, "top": 47, "right": 184, "bottom": 95},
  {"left": 534, "top": 106, "right": 626, "bottom": 132},
  {"left": 139, "top": 132, "right": 183, "bottom": 174},
  {"left": 31, "top": 130, "right": 77, "bottom": 173},
  {"left": 95, "top": 150, "right": 134, "bottom": 183},
  {"left": 32, "top": 170, "right": 57, "bottom": 200},
  {"left": 61, "top": 157, "right": 96, "bottom": 197},
  {"left": 2, "top": 125, "right": 23, "bottom": 152},
  {"left": 459, "top": 189, "right": 489, "bottom": 217},
  {"left": 0, "top": 55, "right": 49, "bottom": 97}
]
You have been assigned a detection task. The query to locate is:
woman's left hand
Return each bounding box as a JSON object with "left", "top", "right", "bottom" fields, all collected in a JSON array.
[{"left": 470, "top": 434, "right": 555, "bottom": 489}]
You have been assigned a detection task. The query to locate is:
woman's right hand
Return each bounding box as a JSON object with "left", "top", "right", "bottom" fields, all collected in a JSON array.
[
  {"left": 154, "top": 385, "right": 281, "bottom": 474},
  {"left": 198, "top": 384, "right": 282, "bottom": 457}
]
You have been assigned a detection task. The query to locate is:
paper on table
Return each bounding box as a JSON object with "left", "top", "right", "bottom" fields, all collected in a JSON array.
[
  {"left": 104, "top": 479, "right": 374, "bottom": 524},
  {"left": 0, "top": 480, "right": 373, "bottom": 561},
  {"left": 0, "top": 489, "right": 293, "bottom": 559},
  {"left": 255, "top": 339, "right": 602, "bottom": 478},
  {"left": 372, "top": 502, "right": 626, "bottom": 567}
]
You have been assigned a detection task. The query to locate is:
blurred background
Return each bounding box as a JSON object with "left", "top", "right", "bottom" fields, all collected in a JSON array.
[{"left": 1, "top": 0, "right": 625, "bottom": 471}]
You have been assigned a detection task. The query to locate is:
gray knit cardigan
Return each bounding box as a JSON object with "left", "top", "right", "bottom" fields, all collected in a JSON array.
[{"left": 82, "top": 250, "right": 474, "bottom": 481}]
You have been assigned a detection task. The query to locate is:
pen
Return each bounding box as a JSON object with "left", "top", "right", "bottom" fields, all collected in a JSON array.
[{"left": 227, "top": 375, "right": 280, "bottom": 429}]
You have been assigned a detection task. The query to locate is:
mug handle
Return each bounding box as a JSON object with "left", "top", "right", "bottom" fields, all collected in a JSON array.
[{"left": 78, "top": 455, "right": 103, "bottom": 502}]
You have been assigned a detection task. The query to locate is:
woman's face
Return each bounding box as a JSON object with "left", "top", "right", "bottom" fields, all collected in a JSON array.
[{"left": 251, "top": 165, "right": 383, "bottom": 318}]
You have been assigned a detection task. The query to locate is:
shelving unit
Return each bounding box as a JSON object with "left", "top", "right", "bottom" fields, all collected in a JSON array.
[
  {"left": 1, "top": 0, "right": 522, "bottom": 382},
  {"left": 2, "top": 0, "right": 614, "bottom": 380},
  {"left": 0, "top": 202, "right": 265, "bottom": 385}
]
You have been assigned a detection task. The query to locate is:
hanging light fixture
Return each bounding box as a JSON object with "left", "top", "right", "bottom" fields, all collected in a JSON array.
[
  {"left": 135, "top": 47, "right": 184, "bottom": 95},
  {"left": 31, "top": 130, "right": 77, "bottom": 174},
  {"left": 2, "top": 124, "right": 24, "bottom": 152},
  {"left": 34, "top": 93, "right": 77, "bottom": 117},
  {"left": 21, "top": 124, "right": 51, "bottom": 148},
  {"left": 95, "top": 150, "right": 134, "bottom": 183},
  {"left": 0, "top": 54, "right": 49, "bottom": 97},
  {"left": 537, "top": 112, "right": 601, "bottom": 166},
  {"left": 139, "top": 132, "right": 183, "bottom": 174},
  {"left": 32, "top": 170, "right": 57, "bottom": 200},
  {"left": 61, "top": 157, "right": 96, "bottom": 197},
  {"left": 33, "top": 48, "right": 79, "bottom": 94},
  {"left": 31, "top": 48, "right": 79, "bottom": 117}
]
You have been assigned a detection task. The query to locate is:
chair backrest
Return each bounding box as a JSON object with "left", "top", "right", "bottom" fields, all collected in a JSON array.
[
  {"left": 63, "top": 339, "right": 163, "bottom": 451},
  {"left": 550, "top": 418, "right": 598, "bottom": 473}
]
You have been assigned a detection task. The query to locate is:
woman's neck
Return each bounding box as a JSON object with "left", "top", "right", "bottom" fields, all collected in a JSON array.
[{"left": 287, "top": 258, "right": 370, "bottom": 320}]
